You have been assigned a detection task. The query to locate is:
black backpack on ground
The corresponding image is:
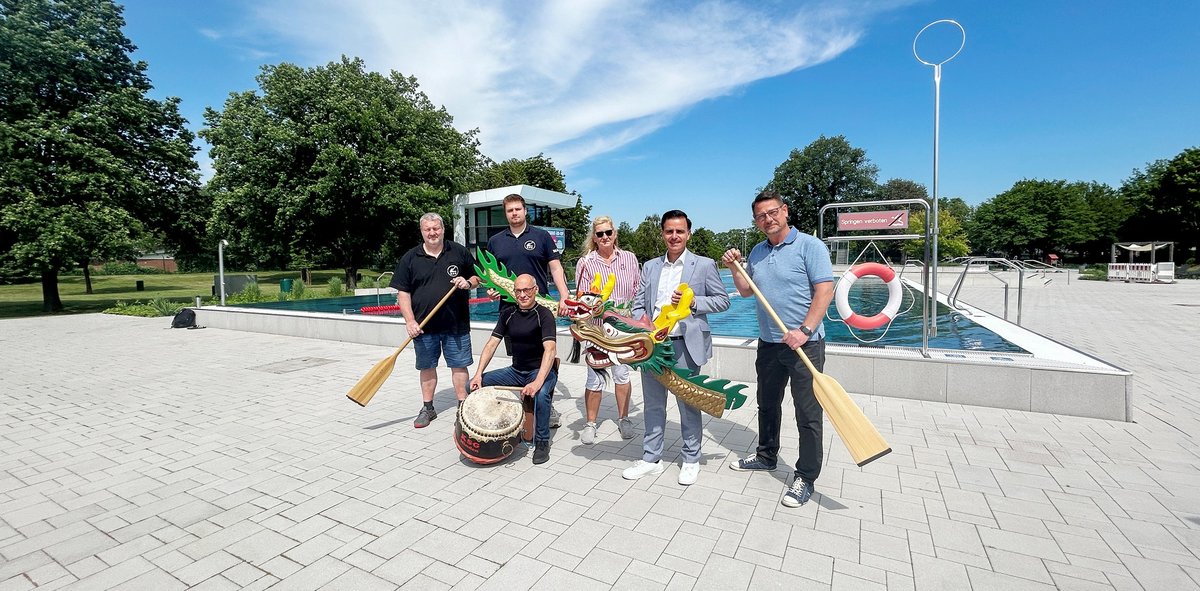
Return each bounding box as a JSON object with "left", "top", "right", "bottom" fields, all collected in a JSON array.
[{"left": 171, "top": 308, "right": 197, "bottom": 329}]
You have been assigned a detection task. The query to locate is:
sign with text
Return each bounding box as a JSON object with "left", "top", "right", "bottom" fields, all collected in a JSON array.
[
  {"left": 837, "top": 210, "right": 909, "bottom": 231},
  {"left": 544, "top": 227, "right": 566, "bottom": 253}
]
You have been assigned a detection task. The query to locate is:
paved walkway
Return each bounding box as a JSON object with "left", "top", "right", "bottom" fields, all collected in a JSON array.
[{"left": 1, "top": 277, "right": 1197, "bottom": 590}]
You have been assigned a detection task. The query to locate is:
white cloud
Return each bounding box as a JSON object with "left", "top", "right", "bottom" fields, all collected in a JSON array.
[{"left": 228, "top": 1, "right": 895, "bottom": 168}]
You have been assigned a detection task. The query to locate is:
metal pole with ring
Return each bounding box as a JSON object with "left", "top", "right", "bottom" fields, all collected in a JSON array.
[{"left": 913, "top": 19, "right": 965, "bottom": 338}]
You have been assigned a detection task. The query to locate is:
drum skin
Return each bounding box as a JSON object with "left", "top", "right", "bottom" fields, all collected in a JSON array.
[{"left": 455, "top": 387, "right": 524, "bottom": 464}]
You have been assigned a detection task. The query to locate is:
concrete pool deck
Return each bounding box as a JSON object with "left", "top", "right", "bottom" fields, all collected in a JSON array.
[{"left": 1, "top": 277, "right": 1197, "bottom": 589}]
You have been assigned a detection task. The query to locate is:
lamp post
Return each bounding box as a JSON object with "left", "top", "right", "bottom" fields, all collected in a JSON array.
[
  {"left": 913, "top": 19, "right": 965, "bottom": 337},
  {"left": 217, "top": 239, "right": 229, "bottom": 306}
]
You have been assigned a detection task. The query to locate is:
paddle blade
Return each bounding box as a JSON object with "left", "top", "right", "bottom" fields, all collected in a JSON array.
[
  {"left": 811, "top": 372, "right": 892, "bottom": 467},
  {"left": 345, "top": 351, "right": 401, "bottom": 407}
]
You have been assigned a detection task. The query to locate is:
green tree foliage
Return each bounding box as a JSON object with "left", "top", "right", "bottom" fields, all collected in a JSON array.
[
  {"left": 969, "top": 180, "right": 1117, "bottom": 260},
  {"left": 0, "top": 0, "right": 202, "bottom": 311},
  {"left": 624, "top": 215, "right": 663, "bottom": 263},
  {"left": 201, "top": 56, "right": 482, "bottom": 288},
  {"left": 714, "top": 227, "right": 767, "bottom": 254},
  {"left": 1120, "top": 147, "right": 1200, "bottom": 259},
  {"left": 764, "top": 135, "right": 880, "bottom": 234},
  {"left": 903, "top": 210, "right": 969, "bottom": 260},
  {"left": 875, "top": 178, "right": 928, "bottom": 203},
  {"left": 689, "top": 227, "right": 722, "bottom": 262},
  {"left": 476, "top": 153, "right": 567, "bottom": 193}
]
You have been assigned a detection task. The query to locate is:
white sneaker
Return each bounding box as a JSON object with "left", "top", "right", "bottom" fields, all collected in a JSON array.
[
  {"left": 622, "top": 460, "right": 664, "bottom": 480},
  {"left": 678, "top": 462, "right": 700, "bottom": 486},
  {"left": 549, "top": 407, "right": 561, "bottom": 429},
  {"left": 581, "top": 422, "right": 598, "bottom": 445}
]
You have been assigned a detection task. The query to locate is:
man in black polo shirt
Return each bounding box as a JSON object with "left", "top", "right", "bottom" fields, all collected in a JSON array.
[
  {"left": 391, "top": 212, "right": 480, "bottom": 428},
  {"left": 485, "top": 192, "right": 569, "bottom": 428},
  {"left": 485, "top": 193, "right": 570, "bottom": 315},
  {"left": 470, "top": 274, "right": 559, "bottom": 465}
]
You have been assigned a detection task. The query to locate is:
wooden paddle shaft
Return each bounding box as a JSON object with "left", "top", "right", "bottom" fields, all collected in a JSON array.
[{"left": 346, "top": 284, "right": 460, "bottom": 407}]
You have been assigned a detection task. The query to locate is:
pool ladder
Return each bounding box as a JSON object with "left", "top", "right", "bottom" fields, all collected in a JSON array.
[{"left": 946, "top": 258, "right": 1025, "bottom": 325}]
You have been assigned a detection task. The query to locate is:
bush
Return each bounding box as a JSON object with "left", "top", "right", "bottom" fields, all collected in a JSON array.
[
  {"left": 327, "top": 276, "right": 344, "bottom": 297},
  {"left": 103, "top": 298, "right": 187, "bottom": 317},
  {"left": 68, "top": 262, "right": 170, "bottom": 276},
  {"left": 226, "top": 280, "right": 273, "bottom": 304},
  {"left": 1079, "top": 265, "right": 1108, "bottom": 281},
  {"left": 290, "top": 280, "right": 307, "bottom": 299}
]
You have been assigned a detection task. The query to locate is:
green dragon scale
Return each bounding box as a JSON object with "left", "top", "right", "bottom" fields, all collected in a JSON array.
[{"left": 474, "top": 247, "right": 747, "bottom": 418}]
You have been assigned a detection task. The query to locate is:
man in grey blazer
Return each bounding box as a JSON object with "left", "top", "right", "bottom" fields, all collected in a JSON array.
[{"left": 622, "top": 210, "right": 730, "bottom": 486}]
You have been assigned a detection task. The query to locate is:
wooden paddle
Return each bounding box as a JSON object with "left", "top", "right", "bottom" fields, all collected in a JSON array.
[
  {"left": 346, "top": 285, "right": 459, "bottom": 407},
  {"left": 729, "top": 260, "right": 891, "bottom": 467}
]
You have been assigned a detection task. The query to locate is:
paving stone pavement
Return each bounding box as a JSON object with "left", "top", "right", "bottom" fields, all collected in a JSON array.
[{"left": 1, "top": 276, "right": 1198, "bottom": 590}]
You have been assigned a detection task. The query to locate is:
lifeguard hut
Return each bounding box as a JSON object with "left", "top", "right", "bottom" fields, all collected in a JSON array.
[{"left": 1109, "top": 241, "right": 1175, "bottom": 283}]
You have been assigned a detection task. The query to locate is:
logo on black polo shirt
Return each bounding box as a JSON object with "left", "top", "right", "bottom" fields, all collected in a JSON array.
[
  {"left": 524, "top": 240, "right": 536, "bottom": 251},
  {"left": 446, "top": 265, "right": 460, "bottom": 277}
]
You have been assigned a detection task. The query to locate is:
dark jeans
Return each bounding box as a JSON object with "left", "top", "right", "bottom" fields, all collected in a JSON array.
[
  {"left": 480, "top": 366, "right": 557, "bottom": 444},
  {"left": 755, "top": 339, "right": 826, "bottom": 483}
]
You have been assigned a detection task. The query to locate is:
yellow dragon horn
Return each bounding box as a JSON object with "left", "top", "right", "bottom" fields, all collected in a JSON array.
[
  {"left": 601, "top": 274, "right": 616, "bottom": 301},
  {"left": 590, "top": 273, "right": 603, "bottom": 294},
  {"left": 653, "top": 283, "right": 694, "bottom": 332}
]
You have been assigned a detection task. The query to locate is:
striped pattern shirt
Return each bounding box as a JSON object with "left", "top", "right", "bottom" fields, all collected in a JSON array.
[{"left": 574, "top": 248, "right": 640, "bottom": 309}]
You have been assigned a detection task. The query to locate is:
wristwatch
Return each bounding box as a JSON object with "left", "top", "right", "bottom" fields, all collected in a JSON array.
[{"left": 798, "top": 325, "right": 814, "bottom": 337}]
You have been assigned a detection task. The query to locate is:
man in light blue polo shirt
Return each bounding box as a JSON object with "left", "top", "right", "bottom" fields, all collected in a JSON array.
[{"left": 721, "top": 190, "right": 834, "bottom": 508}]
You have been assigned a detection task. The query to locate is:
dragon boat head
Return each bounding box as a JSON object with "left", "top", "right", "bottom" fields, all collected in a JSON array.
[
  {"left": 568, "top": 310, "right": 675, "bottom": 374},
  {"left": 562, "top": 273, "right": 615, "bottom": 322}
]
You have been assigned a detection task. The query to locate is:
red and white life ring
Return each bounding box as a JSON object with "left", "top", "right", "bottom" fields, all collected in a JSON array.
[{"left": 835, "top": 262, "right": 902, "bottom": 330}]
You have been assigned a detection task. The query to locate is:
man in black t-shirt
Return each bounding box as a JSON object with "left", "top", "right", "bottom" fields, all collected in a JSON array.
[
  {"left": 391, "top": 213, "right": 480, "bottom": 428},
  {"left": 470, "top": 274, "right": 559, "bottom": 465},
  {"left": 485, "top": 193, "right": 569, "bottom": 429}
]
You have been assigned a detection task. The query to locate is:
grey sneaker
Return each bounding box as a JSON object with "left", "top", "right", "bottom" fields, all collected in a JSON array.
[
  {"left": 782, "top": 479, "right": 815, "bottom": 507},
  {"left": 581, "top": 422, "right": 598, "bottom": 445},
  {"left": 617, "top": 417, "right": 635, "bottom": 440},
  {"left": 549, "top": 406, "right": 561, "bottom": 429},
  {"left": 414, "top": 406, "right": 437, "bottom": 428},
  {"left": 729, "top": 454, "right": 776, "bottom": 471}
]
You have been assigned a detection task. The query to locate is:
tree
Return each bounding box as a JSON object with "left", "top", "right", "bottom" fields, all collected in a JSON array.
[
  {"left": 1157, "top": 148, "right": 1200, "bottom": 259},
  {"left": 1121, "top": 147, "right": 1200, "bottom": 260},
  {"left": 689, "top": 227, "right": 722, "bottom": 262},
  {"left": 554, "top": 195, "right": 593, "bottom": 268},
  {"left": 202, "top": 57, "right": 483, "bottom": 288},
  {"left": 624, "top": 215, "right": 663, "bottom": 263},
  {"left": 903, "top": 210, "right": 969, "bottom": 260},
  {"left": 764, "top": 135, "right": 880, "bottom": 234},
  {"left": 714, "top": 226, "right": 766, "bottom": 255},
  {"left": 875, "top": 178, "right": 928, "bottom": 203},
  {"left": 476, "top": 154, "right": 567, "bottom": 193},
  {"left": 0, "top": 0, "right": 201, "bottom": 311},
  {"left": 969, "top": 179, "right": 1107, "bottom": 260}
]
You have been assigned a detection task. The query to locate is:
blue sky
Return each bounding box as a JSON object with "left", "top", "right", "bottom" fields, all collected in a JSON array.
[{"left": 120, "top": 1, "right": 1200, "bottom": 232}]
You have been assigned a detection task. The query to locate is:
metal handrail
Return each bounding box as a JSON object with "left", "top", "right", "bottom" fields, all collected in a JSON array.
[
  {"left": 947, "top": 258, "right": 1025, "bottom": 324},
  {"left": 373, "top": 271, "right": 394, "bottom": 306},
  {"left": 898, "top": 259, "right": 925, "bottom": 282}
]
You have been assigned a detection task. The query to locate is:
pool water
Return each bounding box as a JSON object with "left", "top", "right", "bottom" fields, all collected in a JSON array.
[{"left": 242, "top": 273, "right": 1026, "bottom": 353}]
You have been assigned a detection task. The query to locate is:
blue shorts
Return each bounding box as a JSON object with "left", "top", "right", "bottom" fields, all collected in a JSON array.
[{"left": 413, "top": 332, "right": 473, "bottom": 370}]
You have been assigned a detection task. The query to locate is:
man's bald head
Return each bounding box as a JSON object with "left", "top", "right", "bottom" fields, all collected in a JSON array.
[{"left": 514, "top": 274, "right": 538, "bottom": 309}]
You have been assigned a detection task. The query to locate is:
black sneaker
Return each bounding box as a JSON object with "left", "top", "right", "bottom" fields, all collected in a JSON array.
[
  {"left": 532, "top": 441, "right": 550, "bottom": 464},
  {"left": 414, "top": 406, "right": 437, "bottom": 428},
  {"left": 729, "top": 454, "right": 776, "bottom": 471},
  {"left": 782, "top": 479, "right": 815, "bottom": 507}
]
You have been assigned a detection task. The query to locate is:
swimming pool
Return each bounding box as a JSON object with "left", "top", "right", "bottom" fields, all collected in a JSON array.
[{"left": 243, "top": 273, "right": 1026, "bottom": 353}]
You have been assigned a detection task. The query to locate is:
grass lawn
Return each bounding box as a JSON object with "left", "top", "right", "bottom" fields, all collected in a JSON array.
[{"left": 0, "top": 269, "right": 383, "bottom": 319}]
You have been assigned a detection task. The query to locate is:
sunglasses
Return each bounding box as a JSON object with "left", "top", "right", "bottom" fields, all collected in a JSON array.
[{"left": 595, "top": 229, "right": 614, "bottom": 237}]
